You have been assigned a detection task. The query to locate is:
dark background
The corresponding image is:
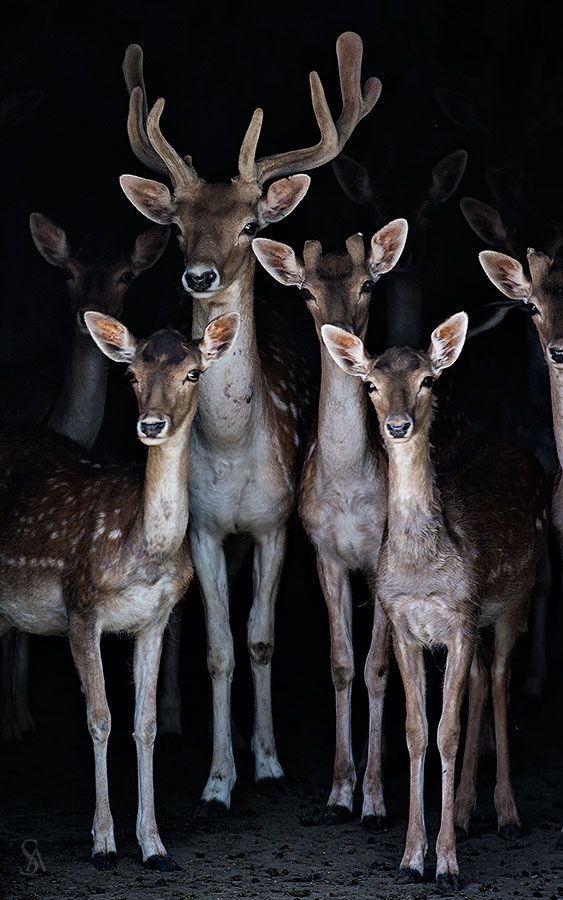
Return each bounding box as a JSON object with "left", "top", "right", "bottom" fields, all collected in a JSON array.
[{"left": 1, "top": 0, "right": 563, "bottom": 893}]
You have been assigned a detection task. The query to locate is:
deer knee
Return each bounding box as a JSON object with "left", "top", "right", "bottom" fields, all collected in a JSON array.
[
  {"left": 437, "top": 721, "right": 460, "bottom": 762},
  {"left": 88, "top": 710, "right": 111, "bottom": 744},
  {"left": 134, "top": 717, "right": 157, "bottom": 748},
  {"left": 331, "top": 663, "right": 354, "bottom": 690},
  {"left": 249, "top": 641, "right": 273, "bottom": 666},
  {"left": 207, "top": 647, "right": 234, "bottom": 680},
  {"left": 405, "top": 721, "right": 427, "bottom": 758}
]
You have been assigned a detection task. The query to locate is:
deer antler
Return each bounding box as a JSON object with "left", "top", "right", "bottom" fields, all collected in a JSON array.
[{"left": 237, "top": 31, "right": 382, "bottom": 184}]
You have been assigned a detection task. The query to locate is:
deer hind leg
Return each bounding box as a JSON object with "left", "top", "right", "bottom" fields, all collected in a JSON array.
[
  {"left": 191, "top": 529, "right": 236, "bottom": 816},
  {"left": 522, "top": 539, "right": 552, "bottom": 700},
  {"left": 134, "top": 619, "right": 180, "bottom": 871},
  {"left": 454, "top": 648, "right": 489, "bottom": 834},
  {"left": 316, "top": 554, "right": 355, "bottom": 821},
  {"left": 491, "top": 615, "right": 522, "bottom": 836},
  {"left": 248, "top": 527, "right": 286, "bottom": 784},
  {"left": 435, "top": 635, "right": 474, "bottom": 892},
  {"left": 156, "top": 605, "right": 183, "bottom": 747},
  {"left": 392, "top": 636, "right": 428, "bottom": 883},
  {"left": 68, "top": 614, "right": 116, "bottom": 869},
  {"left": 361, "top": 596, "right": 390, "bottom": 832}
]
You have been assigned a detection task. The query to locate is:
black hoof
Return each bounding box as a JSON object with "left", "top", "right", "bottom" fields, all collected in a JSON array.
[
  {"left": 455, "top": 824, "right": 469, "bottom": 842},
  {"left": 498, "top": 823, "right": 521, "bottom": 841},
  {"left": 156, "top": 732, "right": 183, "bottom": 753},
  {"left": 396, "top": 867, "right": 422, "bottom": 884},
  {"left": 362, "top": 814, "right": 389, "bottom": 833},
  {"left": 319, "top": 804, "right": 353, "bottom": 825},
  {"left": 255, "top": 776, "right": 287, "bottom": 796},
  {"left": 92, "top": 851, "right": 117, "bottom": 871},
  {"left": 143, "top": 854, "right": 182, "bottom": 872},
  {"left": 194, "top": 799, "right": 229, "bottom": 819},
  {"left": 436, "top": 872, "right": 460, "bottom": 893}
]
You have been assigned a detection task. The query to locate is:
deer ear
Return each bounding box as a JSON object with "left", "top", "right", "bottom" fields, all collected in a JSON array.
[
  {"left": 429, "top": 312, "right": 468, "bottom": 373},
  {"left": 428, "top": 150, "right": 467, "bottom": 204},
  {"left": 461, "top": 198, "right": 509, "bottom": 246},
  {"left": 332, "top": 154, "right": 373, "bottom": 206},
  {"left": 199, "top": 313, "right": 240, "bottom": 366},
  {"left": 29, "top": 212, "right": 71, "bottom": 266},
  {"left": 434, "top": 87, "right": 477, "bottom": 131},
  {"left": 368, "top": 218, "right": 408, "bottom": 276},
  {"left": 130, "top": 225, "right": 171, "bottom": 273},
  {"left": 120, "top": 175, "right": 178, "bottom": 225},
  {"left": 259, "top": 175, "right": 311, "bottom": 224},
  {"left": 479, "top": 250, "right": 532, "bottom": 300},
  {"left": 84, "top": 312, "right": 138, "bottom": 363},
  {"left": 252, "top": 238, "right": 305, "bottom": 286},
  {"left": 321, "top": 324, "right": 371, "bottom": 377}
]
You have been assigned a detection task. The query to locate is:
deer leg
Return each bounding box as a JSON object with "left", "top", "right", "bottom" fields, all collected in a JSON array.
[
  {"left": 491, "top": 616, "right": 521, "bottom": 836},
  {"left": 12, "top": 632, "right": 34, "bottom": 735},
  {"left": 362, "top": 596, "right": 390, "bottom": 831},
  {"left": 393, "top": 636, "right": 428, "bottom": 882},
  {"left": 191, "top": 529, "right": 236, "bottom": 815},
  {"left": 315, "top": 554, "right": 355, "bottom": 821},
  {"left": 435, "top": 635, "right": 474, "bottom": 891},
  {"left": 133, "top": 619, "right": 180, "bottom": 871},
  {"left": 454, "top": 649, "right": 489, "bottom": 834},
  {"left": 157, "top": 605, "right": 183, "bottom": 746},
  {"left": 522, "top": 540, "right": 551, "bottom": 700},
  {"left": 248, "top": 528, "right": 286, "bottom": 784},
  {"left": 68, "top": 615, "right": 116, "bottom": 869},
  {"left": 0, "top": 631, "right": 21, "bottom": 744}
]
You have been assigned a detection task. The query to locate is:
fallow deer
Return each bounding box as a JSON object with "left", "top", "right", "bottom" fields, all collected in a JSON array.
[
  {"left": 0, "top": 214, "right": 170, "bottom": 745},
  {"left": 0, "top": 310, "right": 239, "bottom": 869},
  {"left": 119, "top": 32, "right": 382, "bottom": 814},
  {"left": 252, "top": 219, "right": 408, "bottom": 829},
  {"left": 322, "top": 313, "right": 547, "bottom": 891}
]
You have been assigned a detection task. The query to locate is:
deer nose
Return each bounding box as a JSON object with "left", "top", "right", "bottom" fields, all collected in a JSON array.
[
  {"left": 182, "top": 267, "right": 219, "bottom": 292},
  {"left": 137, "top": 416, "right": 170, "bottom": 442},
  {"left": 548, "top": 343, "right": 563, "bottom": 364},
  {"left": 385, "top": 415, "right": 412, "bottom": 439}
]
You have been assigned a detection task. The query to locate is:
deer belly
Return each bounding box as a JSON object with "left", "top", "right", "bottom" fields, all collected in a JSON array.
[
  {"left": 0, "top": 568, "right": 67, "bottom": 635},
  {"left": 100, "top": 575, "right": 179, "bottom": 634}
]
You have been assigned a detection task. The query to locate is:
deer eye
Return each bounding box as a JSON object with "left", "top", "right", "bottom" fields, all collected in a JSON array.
[
  {"left": 300, "top": 287, "right": 313, "bottom": 301},
  {"left": 361, "top": 280, "right": 375, "bottom": 294},
  {"left": 243, "top": 222, "right": 258, "bottom": 236},
  {"left": 527, "top": 302, "right": 539, "bottom": 315},
  {"left": 185, "top": 369, "right": 201, "bottom": 383},
  {"left": 62, "top": 267, "right": 74, "bottom": 281},
  {"left": 366, "top": 381, "right": 377, "bottom": 394},
  {"left": 421, "top": 376, "right": 434, "bottom": 389},
  {"left": 126, "top": 371, "right": 138, "bottom": 385},
  {"left": 120, "top": 271, "right": 135, "bottom": 285}
]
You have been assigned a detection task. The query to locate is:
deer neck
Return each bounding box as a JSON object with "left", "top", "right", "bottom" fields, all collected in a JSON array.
[
  {"left": 548, "top": 364, "right": 563, "bottom": 470},
  {"left": 385, "top": 426, "right": 442, "bottom": 556},
  {"left": 48, "top": 324, "right": 109, "bottom": 450},
  {"left": 316, "top": 342, "right": 371, "bottom": 470},
  {"left": 384, "top": 274, "right": 424, "bottom": 348},
  {"left": 191, "top": 257, "right": 264, "bottom": 445}
]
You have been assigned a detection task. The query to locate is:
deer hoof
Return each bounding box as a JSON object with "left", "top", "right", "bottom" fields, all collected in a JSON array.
[
  {"left": 320, "top": 804, "right": 352, "bottom": 825},
  {"left": 397, "top": 867, "right": 422, "bottom": 884},
  {"left": 436, "top": 872, "right": 461, "bottom": 893},
  {"left": 194, "top": 799, "right": 229, "bottom": 819},
  {"left": 143, "top": 854, "right": 181, "bottom": 872},
  {"left": 498, "top": 823, "right": 521, "bottom": 841},
  {"left": 92, "top": 851, "right": 117, "bottom": 871},
  {"left": 361, "top": 814, "right": 389, "bottom": 833}
]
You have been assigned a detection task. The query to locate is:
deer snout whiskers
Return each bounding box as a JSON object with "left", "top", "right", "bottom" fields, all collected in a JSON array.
[
  {"left": 137, "top": 415, "right": 170, "bottom": 444},
  {"left": 385, "top": 415, "right": 413, "bottom": 439}
]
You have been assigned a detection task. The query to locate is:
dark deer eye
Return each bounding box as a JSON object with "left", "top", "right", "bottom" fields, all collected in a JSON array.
[
  {"left": 243, "top": 222, "right": 258, "bottom": 236},
  {"left": 366, "top": 381, "right": 377, "bottom": 393},
  {"left": 185, "top": 369, "right": 201, "bottom": 383},
  {"left": 361, "top": 280, "right": 375, "bottom": 294},
  {"left": 527, "top": 302, "right": 539, "bottom": 315},
  {"left": 62, "top": 267, "right": 74, "bottom": 281},
  {"left": 120, "top": 271, "right": 135, "bottom": 285},
  {"left": 300, "top": 287, "right": 313, "bottom": 301},
  {"left": 126, "top": 371, "right": 138, "bottom": 385},
  {"left": 421, "top": 376, "right": 434, "bottom": 389}
]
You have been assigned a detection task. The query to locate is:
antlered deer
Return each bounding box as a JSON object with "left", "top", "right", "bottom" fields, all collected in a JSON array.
[
  {"left": 322, "top": 313, "right": 547, "bottom": 890},
  {"left": 252, "top": 219, "right": 407, "bottom": 829},
  {"left": 0, "top": 311, "right": 239, "bottom": 870},
  {"left": 119, "top": 32, "right": 382, "bottom": 814}
]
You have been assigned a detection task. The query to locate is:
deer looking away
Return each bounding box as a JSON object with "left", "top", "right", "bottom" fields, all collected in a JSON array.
[
  {"left": 0, "top": 310, "right": 239, "bottom": 870},
  {"left": 119, "top": 31, "right": 381, "bottom": 814},
  {"left": 252, "top": 218, "right": 408, "bottom": 829},
  {"left": 0, "top": 214, "right": 170, "bottom": 746},
  {"left": 322, "top": 313, "right": 547, "bottom": 891}
]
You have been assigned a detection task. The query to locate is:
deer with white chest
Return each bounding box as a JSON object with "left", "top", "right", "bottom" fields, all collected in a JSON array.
[{"left": 323, "top": 313, "right": 547, "bottom": 891}]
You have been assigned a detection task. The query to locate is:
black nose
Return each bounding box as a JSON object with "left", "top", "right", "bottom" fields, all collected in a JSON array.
[
  {"left": 140, "top": 420, "right": 166, "bottom": 437},
  {"left": 549, "top": 346, "right": 563, "bottom": 364},
  {"left": 386, "top": 421, "right": 411, "bottom": 438},
  {"left": 185, "top": 269, "right": 217, "bottom": 291}
]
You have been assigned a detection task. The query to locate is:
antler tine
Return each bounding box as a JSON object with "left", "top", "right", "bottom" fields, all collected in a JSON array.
[
  {"left": 252, "top": 31, "right": 381, "bottom": 185},
  {"left": 146, "top": 99, "right": 200, "bottom": 189},
  {"left": 238, "top": 108, "right": 264, "bottom": 182},
  {"left": 123, "top": 44, "right": 168, "bottom": 176}
]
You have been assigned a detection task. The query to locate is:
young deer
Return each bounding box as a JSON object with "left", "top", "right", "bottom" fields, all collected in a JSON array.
[
  {"left": 119, "top": 32, "right": 381, "bottom": 813},
  {"left": 0, "top": 214, "right": 170, "bottom": 745},
  {"left": 0, "top": 310, "right": 239, "bottom": 870},
  {"left": 322, "top": 313, "right": 547, "bottom": 891},
  {"left": 252, "top": 219, "right": 408, "bottom": 828}
]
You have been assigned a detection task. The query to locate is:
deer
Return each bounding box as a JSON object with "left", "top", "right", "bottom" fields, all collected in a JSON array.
[
  {"left": 251, "top": 218, "right": 407, "bottom": 829},
  {"left": 118, "top": 31, "right": 382, "bottom": 814},
  {"left": 0, "top": 309, "right": 239, "bottom": 870},
  {"left": 322, "top": 312, "right": 548, "bottom": 891},
  {"left": 0, "top": 213, "right": 170, "bottom": 745}
]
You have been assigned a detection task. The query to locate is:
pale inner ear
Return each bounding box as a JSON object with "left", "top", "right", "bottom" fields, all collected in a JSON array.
[
  {"left": 199, "top": 313, "right": 239, "bottom": 366},
  {"left": 321, "top": 324, "right": 371, "bottom": 377},
  {"left": 252, "top": 238, "right": 304, "bottom": 286},
  {"left": 131, "top": 225, "right": 171, "bottom": 273},
  {"left": 368, "top": 218, "right": 408, "bottom": 276},
  {"left": 29, "top": 212, "right": 71, "bottom": 266},
  {"left": 259, "top": 174, "right": 311, "bottom": 225},
  {"left": 429, "top": 312, "right": 468, "bottom": 372},
  {"left": 120, "top": 175, "right": 177, "bottom": 226},
  {"left": 84, "top": 312, "right": 138, "bottom": 363},
  {"left": 479, "top": 250, "right": 532, "bottom": 301},
  {"left": 461, "top": 198, "right": 509, "bottom": 246}
]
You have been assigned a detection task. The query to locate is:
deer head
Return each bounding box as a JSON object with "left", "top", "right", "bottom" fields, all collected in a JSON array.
[
  {"left": 252, "top": 218, "right": 408, "bottom": 338},
  {"left": 29, "top": 213, "right": 170, "bottom": 330},
  {"left": 84, "top": 311, "right": 239, "bottom": 444},
  {"left": 119, "top": 33, "right": 381, "bottom": 299},
  {"left": 321, "top": 312, "right": 468, "bottom": 443}
]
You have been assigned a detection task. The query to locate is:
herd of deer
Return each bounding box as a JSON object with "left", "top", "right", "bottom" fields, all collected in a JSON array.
[{"left": 0, "top": 28, "right": 561, "bottom": 894}]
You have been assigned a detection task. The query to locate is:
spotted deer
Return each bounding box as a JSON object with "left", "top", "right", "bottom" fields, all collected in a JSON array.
[
  {"left": 252, "top": 219, "right": 407, "bottom": 829},
  {"left": 0, "top": 214, "right": 170, "bottom": 745},
  {"left": 322, "top": 313, "right": 547, "bottom": 891},
  {"left": 119, "top": 31, "right": 381, "bottom": 814},
  {"left": 0, "top": 310, "right": 238, "bottom": 869}
]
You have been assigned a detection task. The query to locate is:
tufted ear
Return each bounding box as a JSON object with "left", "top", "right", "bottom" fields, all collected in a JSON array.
[
  {"left": 252, "top": 238, "right": 305, "bottom": 286},
  {"left": 479, "top": 250, "right": 532, "bottom": 300},
  {"left": 198, "top": 313, "right": 239, "bottom": 367},
  {"left": 258, "top": 175, "right": 311, "bottom": 225},
  {"left": 120, "top": 175, "right": 178, "bottom": 225},
  {"left": 29, "top": 212, "right": 72, "bottom": 266},
  {"left": 368, "top": 218, "right": 408, "bottom": 276},
  {"left": 84, "top": 312, "right": 138, "bottom": 363},
  {"left": 428, "top": 312, "right": 468, "bottom": 374},
  {"left": 321, "top": 324, "right": 371, "bottom": 377}
]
